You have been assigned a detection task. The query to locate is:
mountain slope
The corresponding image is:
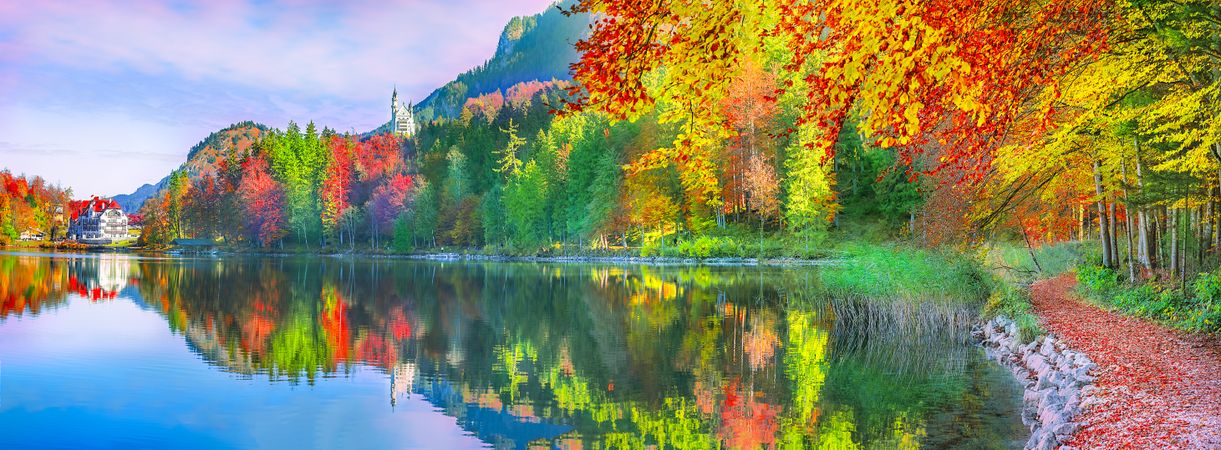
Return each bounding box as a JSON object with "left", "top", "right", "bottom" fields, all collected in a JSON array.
[
  {"left": 179, "top": 121, "right": 267, "bottom": 178},
  {"left": 414, "top": 2, "right": 588, "bottom": 120},
  {"left": 112, "top": 122, "right": 268, "bottom": 211},
  {"left": 112, "top": 181, "right": 163, "bottom": 212},
  {"left": 116, "top": 3, "right": 587, "bottom": 209}
]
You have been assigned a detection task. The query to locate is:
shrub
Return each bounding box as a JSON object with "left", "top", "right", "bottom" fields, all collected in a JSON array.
[
  {"left": 1076, "top": 266, "right": 1220, "bottom": 334},
  {"left": 983, "top": 282, "right": 1043, "bottom": 342},
  {"left": 1076, "top": 265, "right": 1120, "bottom": 297},
  {"left": 1192, "top": 272, "right": 1221, "bottom": 305}
]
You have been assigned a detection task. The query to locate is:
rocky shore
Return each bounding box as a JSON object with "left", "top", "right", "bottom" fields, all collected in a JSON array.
[{"left": 975, "top": 316, "right": 1098, "bottom": 450}]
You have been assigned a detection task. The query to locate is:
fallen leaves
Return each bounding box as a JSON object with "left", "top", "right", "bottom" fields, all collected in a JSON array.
[{"left": 1030, "top": 274, "right": 1221, "bottom": 449}]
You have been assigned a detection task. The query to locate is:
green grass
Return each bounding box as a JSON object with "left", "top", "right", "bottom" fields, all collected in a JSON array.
[
  {"left": 1076, "top": 265, "right": 1221, "bottom": 334},
  {"left": 639, "top": 225, "right": 832, "bottom": 259},
  {"left": 978, "top": 240, "right": 1098, "bottom": 343},
  {"left": 819, "top": 243, "right": 992, "bottom": 306}
]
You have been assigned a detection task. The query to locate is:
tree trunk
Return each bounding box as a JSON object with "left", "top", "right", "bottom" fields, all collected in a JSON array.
[
  {"left": 1084, "top": 206, "right": 1092, "bottom": 243},
  {"left": 1196, "top": 205, "right": 1204, "bottom": 273},
  {"left": 1023, "top": 229, "right": 1044, "bottom": 273},
  {"left": 1203, "top": 198, "right": 1214, "bottom": 257},
  {"left": 759, "top": 214, "right": 764, "bottom": 256},
  {"left": 1109, "top": 199, "right": 1119, "bottom": 269},
  {"left": 1077, "top": 204, "right": 1086, "bottom": 241},
  {"left": 1134, "top": 144, "right": 1156, "bottom": 269},
  {"left": 909, "top": 211, "right": 917, "bottom": 241},
  {"left": 1121, "top": 160, "right": 1137, "bottom": 281},
  {"left": 1094, "top": 159, "right": 1114, "bottom": 268},
  {"left": 1158, "top": 208, "right": 1166, "bottom": 269},
  {"left": 1170, "top": 208, "right": 1179, "bottom": 277},
  {"left": 1212, "top": 185, "right": 1220, "bottom": 251}
]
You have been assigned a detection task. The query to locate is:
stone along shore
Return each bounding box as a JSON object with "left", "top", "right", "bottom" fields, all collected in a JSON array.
[{"left": 975, "top": 316, "right": 1098, "bottom": 450}]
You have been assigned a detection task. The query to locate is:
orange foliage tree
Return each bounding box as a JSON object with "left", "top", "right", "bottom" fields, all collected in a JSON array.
[{"left": 564, "top": 0, "right": 1113, "bottom": 186}]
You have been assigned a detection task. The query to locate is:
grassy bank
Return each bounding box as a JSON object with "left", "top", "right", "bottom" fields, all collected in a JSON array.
[
  {"left": 802, "top": 244, "right": 994, "bottom": 339},
  {"left": 819, "top": 244, "right": 991, "bottom": 305},
  {"left": 978, "top": 241, "right": 1095, "bottom": 342}
]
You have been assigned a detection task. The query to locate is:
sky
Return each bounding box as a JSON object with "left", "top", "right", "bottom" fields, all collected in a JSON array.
[{"left": 0, "top": 0, "right": 556, "bottom": 197}]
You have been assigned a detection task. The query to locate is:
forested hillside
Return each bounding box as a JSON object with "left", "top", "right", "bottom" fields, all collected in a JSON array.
[
  {"left": 113, "top": 122, "right": 268, "bottom": 212},
  {"left": 414, "top": 1, "right": 587, "bottom": 119}
]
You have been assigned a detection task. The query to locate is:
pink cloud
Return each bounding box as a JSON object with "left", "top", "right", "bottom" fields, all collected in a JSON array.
[{"left": 0, "top": 0, "right": 557, "bottom": 102}]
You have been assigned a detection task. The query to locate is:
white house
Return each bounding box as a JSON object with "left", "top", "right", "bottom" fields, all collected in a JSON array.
[
  {"left": 19, "top": 229, "right": 44, "bottom": 241},
  {"left": 67, "top": 196, "right": 130, "bottom": 244}
]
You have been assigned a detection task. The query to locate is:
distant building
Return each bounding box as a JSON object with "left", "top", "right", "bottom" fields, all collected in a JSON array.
[
  {"left": 19, "top": 229, "right": 44, "bottom": 241},
  {"left": 67, "top": 196, "right": 130, "bottom": 243},
  {"left": 391, "top": 87, "right": 417, "bottom": 137}
]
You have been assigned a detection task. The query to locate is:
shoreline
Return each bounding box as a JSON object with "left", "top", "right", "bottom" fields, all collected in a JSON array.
[
  {"left": 4, "top": 244, "right": 845, "bottom": 267},
  {"left": 975, "top": 315, "right": 1096, "bottom": 450},
  {"left": 360, "top": 252, "right": 845, "bottom": 266}
]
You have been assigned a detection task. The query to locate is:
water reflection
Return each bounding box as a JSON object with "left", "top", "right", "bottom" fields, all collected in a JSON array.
[
  {"left": 0, "top": 253, "right": 135, "bottom": 316},
  {"left": 0, "top": 252, "right": 1023, "bottom": 449}
]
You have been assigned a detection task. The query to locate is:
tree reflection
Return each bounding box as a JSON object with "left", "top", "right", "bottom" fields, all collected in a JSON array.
[
  {"left": 0, "top": 253, "right": 136, "bottom": 317},
  {"left": 0, "top": 254, "right": 1022, "bottom": 449}
]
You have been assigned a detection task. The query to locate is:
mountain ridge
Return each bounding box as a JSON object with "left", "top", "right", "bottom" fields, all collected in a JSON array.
[
  {"left": 414, "top": 1, "right": 586, "bottom": 120},
  {"left": 111, "top": 121, "right": 268, "bottom": 211}
]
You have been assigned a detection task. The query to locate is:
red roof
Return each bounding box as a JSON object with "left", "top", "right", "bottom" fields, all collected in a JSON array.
[{"left": 69, "top": 196, "right": 122, "bottom": 220}]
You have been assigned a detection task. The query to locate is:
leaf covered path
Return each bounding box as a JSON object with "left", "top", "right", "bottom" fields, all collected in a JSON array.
[{"left": 1029, "top": 274, "right": 1221, "bottom": 449}]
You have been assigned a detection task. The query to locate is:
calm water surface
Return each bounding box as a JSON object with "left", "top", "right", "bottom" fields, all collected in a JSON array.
[{"left": 0, "top": 251, "right": 1024, "bottom": 449}]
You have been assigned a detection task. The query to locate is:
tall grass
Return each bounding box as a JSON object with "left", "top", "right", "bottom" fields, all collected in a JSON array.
[
  {"left": 819, "top": 243, "right": 992, "bottom": 306},
  {"left": 826, "top": 295, "right": 979, "bottom": 343}
]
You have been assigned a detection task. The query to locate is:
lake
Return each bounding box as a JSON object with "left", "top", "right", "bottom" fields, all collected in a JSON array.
[{"left": 0, "top": 251, "right": 1025, "bottom": 449}]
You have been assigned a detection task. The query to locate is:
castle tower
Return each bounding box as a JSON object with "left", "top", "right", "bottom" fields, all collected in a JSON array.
[{"left": 390, "top": 87, "right": 416, "bottom": 137}]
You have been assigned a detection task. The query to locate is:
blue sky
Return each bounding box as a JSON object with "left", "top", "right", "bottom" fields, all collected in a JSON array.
[{"left": 0, "top": 0, "right": 556, "bottom": 197}]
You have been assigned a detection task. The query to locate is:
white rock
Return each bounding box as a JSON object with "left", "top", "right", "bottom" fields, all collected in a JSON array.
[
  {"left": 1040, "top": 337, "right": 1057, "bottom": 356},
  {"left": 1052, "top": 421, "right": 1078, "bottom": 439},
  {"left": 1036, "top": 432, "right": 1059, "bottom": 450}
]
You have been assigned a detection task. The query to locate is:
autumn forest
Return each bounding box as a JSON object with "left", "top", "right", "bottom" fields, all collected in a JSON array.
[{"left": 1, "top": 0, "right": 1219, "bottom": 448}]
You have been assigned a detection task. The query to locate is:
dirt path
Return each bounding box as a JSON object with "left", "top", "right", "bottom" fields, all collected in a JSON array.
[{"left": 1029, "top": 274, "right": 1221, "bottom": 449}]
